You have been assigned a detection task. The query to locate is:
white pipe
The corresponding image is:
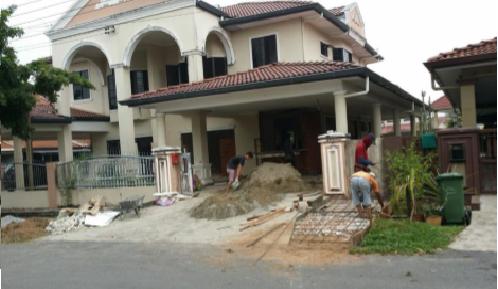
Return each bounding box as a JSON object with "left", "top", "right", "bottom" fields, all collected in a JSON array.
[
  {"left": 431, "top": 73, "right": 459, "bottom": 91},
  {"left": 344, "top": 76, "right": 370, "bottom": 98}
]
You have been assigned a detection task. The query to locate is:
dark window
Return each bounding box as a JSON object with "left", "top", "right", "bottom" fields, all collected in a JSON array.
[
  {"left": 73, "top": 70, "right": 90, "bottom": 100},
  {"left": 130, "top": 70, "right": 149, "bottom": 95},
  {"left": 107, "top": 140, "right": 121, "bottom": 155},
  {"left": 203, "top": 56, "right": 227, "bottom": 79},
  {"left": 107, "top": 69, "right": 117, "bottom": 110},
  {"left": 251, "top": 34, "right": 278, "bottom": 68},
  {"left": 136, "top": 137, "right": 153, "bottom": 156},
  {"left": 333, "top": 47, "right": 352, "bottom": 63},
  {"left": 450, "top": 144, "right": 465, "bottom": 162},
  {"left": 320, "top": 42, "right": 329, "bottom": 57},
  {"left": 166, "top": 59, "right": 189, "bottom": 87}
]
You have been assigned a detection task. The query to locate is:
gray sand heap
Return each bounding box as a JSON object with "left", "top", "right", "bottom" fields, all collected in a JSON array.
[{"left": 190, "top": 162, "right": 306, "bottom": 220}]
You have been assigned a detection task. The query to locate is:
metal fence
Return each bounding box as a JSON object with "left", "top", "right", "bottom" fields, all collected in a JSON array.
[
  {"left": 1, "top": 162, "right": 48, "bottom": 192},
  {"left": 56, "top": 156, "right": 155, "bottom": 190}
]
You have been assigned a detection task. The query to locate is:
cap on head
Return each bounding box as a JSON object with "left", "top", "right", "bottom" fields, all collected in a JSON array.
[{"left": 368, "top": 132, "right": 376, "bottom": 145}]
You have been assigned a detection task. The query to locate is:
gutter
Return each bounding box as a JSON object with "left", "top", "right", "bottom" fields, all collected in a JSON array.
[
  {"left": 31, "top": 117, "right": 72, "bottom": 124},
  {"left": 344, "top": 76, "right": 369, "bottom": 98}
]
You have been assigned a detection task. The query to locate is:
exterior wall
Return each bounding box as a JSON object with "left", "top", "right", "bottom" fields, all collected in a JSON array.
[
  {"left": 206, "top": 33, "right": 226, "bottom": 57},
  {"left": 229, "top": 18, "right": 305, "bottom": 73},
  {"left": 234, "top": 113, "right": 260, "bottom": 173},
  {"left": 71, "top": 186, "right": 156, "bottom": 206},
  {"left": 1, "top": 190, "right": 50, "bottom": 208},
  {"left": 69, "top": 58, "right": 109, "bottom": 114}
]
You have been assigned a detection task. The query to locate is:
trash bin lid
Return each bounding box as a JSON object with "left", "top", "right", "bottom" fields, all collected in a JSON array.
[{"left": 436, "top": 172, "right": 464, "bottom": 181}]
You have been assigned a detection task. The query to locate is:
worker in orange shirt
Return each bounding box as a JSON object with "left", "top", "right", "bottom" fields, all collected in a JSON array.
[{"left": 350, "top": 170, "right": 384, "bottom": 218}]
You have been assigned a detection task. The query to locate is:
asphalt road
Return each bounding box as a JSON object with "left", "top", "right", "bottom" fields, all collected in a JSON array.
[{"left": 1, "top": 241, "right": 496, "bottom": 289}]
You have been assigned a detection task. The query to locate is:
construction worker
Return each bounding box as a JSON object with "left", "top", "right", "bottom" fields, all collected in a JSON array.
[
  {"left": 226, "top": 152, "right": 254, "bottom": 193},
  {"left": 350, "top": 170, "right": 381, "bottom": 218},
  {"left": 355, "top": 132, "right": 376, "bottom": 172}
]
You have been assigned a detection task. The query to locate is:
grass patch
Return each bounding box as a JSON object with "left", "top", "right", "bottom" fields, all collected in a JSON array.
[
  {"left": 1, "top": 217, "right": 51, "bottom": 244},
  {"left": 351, "top": 218, "right": 463, "bottom": 255}
]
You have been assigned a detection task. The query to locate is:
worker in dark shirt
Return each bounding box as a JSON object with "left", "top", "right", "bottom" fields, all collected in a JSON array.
[
  {"left": 355, "top": 132, "right": 376, "bottom": 172},
  {"left": 226, "top": 152, "right": 254, "bottom": 193}
]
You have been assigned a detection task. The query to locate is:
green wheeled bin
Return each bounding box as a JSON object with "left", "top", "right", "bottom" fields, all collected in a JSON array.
[{"left": 436, "top": 173, "right": 466, "bottom": 224}]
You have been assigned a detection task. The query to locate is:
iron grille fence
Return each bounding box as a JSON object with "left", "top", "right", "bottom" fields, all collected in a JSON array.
[
  {"left": 56, "top": 156, "right": 155, "bottom": 190},
  {"left": 1, "top": 162, "right": 48, "bottom": 192}
]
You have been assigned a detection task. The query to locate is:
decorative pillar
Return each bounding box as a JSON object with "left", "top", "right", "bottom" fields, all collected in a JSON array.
[
  {"left": 186, "top": 52, "right": 204, "bottom": 83},
  {"left": 13, "top": 137, "right": 25, "bottom": 191},
  {"left": 334, "top": 93, "right": 348, "bottom": 133},
  {"left": 114, "top": 66, "right": 138, "bottom": 156},
  {"left": 460, "top": 83, "right": 477, "bottom": 128},
  {"left": 191, "top": 111, "right": 212, "bottom": 184},
  {"left": 393, "top": 110, "right": 401, "bottom": 137},
  {"left": 57, "top": 124, "right": 73, "bottom": 162},
  {"left": 372, "top": 103, "right": 382, "bottom": 138},
  {"left": 26, "top": 138, "right": 34, "bottom": 189}
]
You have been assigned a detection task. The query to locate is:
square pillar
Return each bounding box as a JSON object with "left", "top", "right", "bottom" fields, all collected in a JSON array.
[
  {"left": 153, "top": 112, "right": 167, "bottom": 148},
  {"left": 91, "top": 133, "right": 108, "bottom": 156},
  {"left": 57, "top": 124, "right": 73, "bottom": 162},
  {"left": 191, "top": 111, "right": 212, "bottom": 184},
  {"left": 393, "top": 110, "right": 401, "bottom": 137},
  {"left": 410, "top": 114, "right": 417, "bottom": 137},
  {"left": 114, "top": 66, "right": 138, "bottom": 156},
  {"left": 460, "top": 83, "right": 477, "bottom": 128},
  {"left": 13, "top": 137, "right": 25, "bottom": 190},
  {"left": 187, "top": 52, "right": 204, "bottom": 83},
  {"left": 334, "top": 93, "right": 348, "bottom": 133},
  {"left": 372, "top": 103, "right": 382, "bottom": 138}
]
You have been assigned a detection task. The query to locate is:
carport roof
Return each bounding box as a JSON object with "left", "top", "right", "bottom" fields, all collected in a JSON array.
[
  {"left": 121, "top": 62, "right": 422, "bottom": 107},
  {"left": 425, "top": 37, "right": 497, "bottom": 69},
  {"left": 30, "top": 96, "right": 109, "bottom": 123}
]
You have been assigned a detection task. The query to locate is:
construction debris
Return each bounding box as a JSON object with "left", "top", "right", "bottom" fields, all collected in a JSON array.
[
  {"left": 84, "top": 212, "right": 121, "bottom": 227},
  {"left": 1, "top": 215, "right": 25, "bottom": 229},
  {"left": 79, "top": 196, "right": 104, "bottom": 215},
  {"left": 46, "top": 210, "right": 85, "bottom": 235},
  {"left": 190, "top": 163, "right": 307, "bottom": 219},
  {"left": 240, "top": 208, "right": 288, "bottom": 231}
]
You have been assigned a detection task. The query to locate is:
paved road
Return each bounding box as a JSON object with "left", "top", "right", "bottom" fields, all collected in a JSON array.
[{"left": 1, "top": 241, "right": 496, "bottom": 289}]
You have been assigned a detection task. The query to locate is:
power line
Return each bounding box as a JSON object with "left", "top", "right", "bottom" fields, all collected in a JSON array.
[{"left": 10, "top": 0, "right": 77, "bottom": 19}]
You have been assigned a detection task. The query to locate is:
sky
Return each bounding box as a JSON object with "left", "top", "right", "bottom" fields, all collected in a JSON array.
[{"left": 2, "top": 0, "right": 497, "bottom": 102}]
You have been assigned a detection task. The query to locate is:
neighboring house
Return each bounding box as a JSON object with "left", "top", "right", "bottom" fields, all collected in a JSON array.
[
  {"left": 1, "top": 0, "right": 424, "bottom": 184},
  {"left": 431, "top": 95, "right": 454, "bottom": 129},
  {"left": 425, "top": 37, "right": 497, "bottom": 203}
]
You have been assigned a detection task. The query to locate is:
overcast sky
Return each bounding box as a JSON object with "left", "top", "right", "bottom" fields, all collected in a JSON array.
[{"left": 2, "top": 0, "right": 497, "bottom": 102}]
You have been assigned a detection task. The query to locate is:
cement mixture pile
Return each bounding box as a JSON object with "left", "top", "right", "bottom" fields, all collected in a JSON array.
[{"left": 191, "top": 162, "right": 307, "bottom": 220}]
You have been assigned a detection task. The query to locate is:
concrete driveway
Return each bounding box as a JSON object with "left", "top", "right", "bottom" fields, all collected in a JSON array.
[{"left": 450, "top": 195, "right": 496, "bottom": 252}]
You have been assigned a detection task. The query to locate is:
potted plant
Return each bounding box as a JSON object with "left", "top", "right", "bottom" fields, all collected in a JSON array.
[{"left": 423, "top": 203, "right": 443, "bottom": 225}]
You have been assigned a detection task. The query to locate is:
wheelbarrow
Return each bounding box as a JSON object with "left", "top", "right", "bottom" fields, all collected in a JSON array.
[{"left": 119, "top": 195, "right": 145, "bottom": 219}]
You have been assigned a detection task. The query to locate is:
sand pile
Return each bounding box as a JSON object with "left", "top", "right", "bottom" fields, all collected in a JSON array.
[{"left": 191, "top": 163, "right": 307, "bottom": 219}]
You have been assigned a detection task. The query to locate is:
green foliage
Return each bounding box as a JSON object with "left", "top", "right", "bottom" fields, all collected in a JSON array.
[
  {"left": 351, "top": 218, "right": 463, "bottom": 255},
  {"left": 0, "top": 5, "right": 93, "bottom": 139},
  {"left": 385, "top": 143, "right": 439, "bottom": 218}
]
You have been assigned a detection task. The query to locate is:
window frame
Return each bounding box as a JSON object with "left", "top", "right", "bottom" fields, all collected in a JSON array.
[
  {"left": 130, "top": 70, "right": 149, "bottom": 95},
  {"left": 320, "top": 42, "right": 330, "bottom": 58},
  {"left": 72, "top": 69, "right": 91, "bottom": 102},
  {"left": 249, "top": 33, "right": 279, "bottom": 69}
]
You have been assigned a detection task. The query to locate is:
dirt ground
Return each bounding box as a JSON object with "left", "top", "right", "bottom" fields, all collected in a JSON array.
[{"left": 1, "top": 217, "right": 51, "bottom": 244}]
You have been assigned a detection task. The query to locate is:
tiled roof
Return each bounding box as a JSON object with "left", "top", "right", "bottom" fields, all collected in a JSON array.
[
  {"left": 426, "top": 37, "right": 497, "bottom": 64},
  {"left": 1, "top": 139, "right": 90, "bottom": 151},
  {"left": 128, "top": 62, "right": 360, "bottom": 102},
  {"left": 30, "top": 95, "right": 108, "bottom": 122},
  {"left": 431, "top": 96, "right": 452, "bottom": 111},
  {"left": 220, "top": 1, "right": 313, "bottom": 18},
  {"left": 329, "top": 6, "right": 345, "bottom": 16}
]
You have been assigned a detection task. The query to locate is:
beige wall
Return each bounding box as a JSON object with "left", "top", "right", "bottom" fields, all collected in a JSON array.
[
  {"left": 71, "top": 186, "right": 157, "bottom": 206},
  {"left": 1, "top": 190, "right": 50, "bottom": 208},
  {"left": 69, "top": 58, "right": 109, "bottom": 114}
]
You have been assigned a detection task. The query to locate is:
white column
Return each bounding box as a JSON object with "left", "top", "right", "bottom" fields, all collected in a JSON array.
[
  {"left": 410, "top": 114, "right": 416, "bottom": 137},
  {"left": 114, "top": 66, "right": 138, "bottom": 156},
  {"left": 26, "top": 138, "right": 34, "bottom": 189},
  {"left": 460, "top": 83, "right": 477, "bottom": 128},
  {"left": 372, "top": 103, "right": 382, "bottom": 138},
  {"left": 187, "top": 52, "right": 204, "bottom": 83},
  {"left": 393, "top": 110, "right": 401, "bottom": 137},
  {"left": 191, "top": 111, "right": 212, "bottom": 184},
  {"left": 334, "top": 93, "right": 348, "bottom": 133},
  {"left": 13, "top": 137, "right": 25, "bottom": 190},
  {"left": 57, "top": 124, "right": 73, "bottom": 162},
  {"left": 57, "top": 86, "right": 71, "bottom": 117},
  {"left": 91, "top": 133, "right": 108, "bottom": 156},
  {"left": 155, "top": 112, "right": 167, "bottom": 148}
]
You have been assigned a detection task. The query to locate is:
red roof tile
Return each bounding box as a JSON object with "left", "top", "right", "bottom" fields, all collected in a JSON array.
[
  {"left": 329, "top": 6, "right": 345, "bottom": 16},
  {"left": 70, "top": 107, "right": 108, "bottom": 121},
  {"left": 30, "top": 95, "right": 107, "bottom": 122},
  {"left": 431, "top": 96, "right": 452, "bottom": 111},
  {"left": 221, "top": 1, "right": 313, "bottom": 18},
  {"left": 427, "top": 37, "right": 497, "bottom": 64},
  {"left": 129, "top": 62, "right": 360, "bottom": 101}
]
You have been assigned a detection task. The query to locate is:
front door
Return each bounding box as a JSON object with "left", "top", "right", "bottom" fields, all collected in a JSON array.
[{"left": 219, "top": 138, "right": 236, "bottom": 173}]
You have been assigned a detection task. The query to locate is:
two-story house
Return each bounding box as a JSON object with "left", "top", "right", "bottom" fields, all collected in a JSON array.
[{"left": 31, "top": 0, "right": 423, "bottom": 183}]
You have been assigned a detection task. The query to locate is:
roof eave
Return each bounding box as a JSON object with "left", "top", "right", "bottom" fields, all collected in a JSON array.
[
  {"left": 196, "top": 0, "right": 229, "bottom": 17},
  {"left": 424, "top": 53, "right": 497, "bottom": 70},
  {"left": 31, "top": 116, "right": 72, "bottom": 124}
]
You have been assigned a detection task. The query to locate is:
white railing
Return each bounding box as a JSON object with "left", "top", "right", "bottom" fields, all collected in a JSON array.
[
  {"left": 56, "top": 156, "right": 155, "bottom": 190},
  {"left": 1, "top": 162, "right": 48, "bottom": 192}
]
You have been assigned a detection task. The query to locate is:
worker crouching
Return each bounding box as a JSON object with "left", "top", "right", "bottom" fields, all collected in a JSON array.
[{"left": 351, "top": 171, "right": 381, "bottom": 219}]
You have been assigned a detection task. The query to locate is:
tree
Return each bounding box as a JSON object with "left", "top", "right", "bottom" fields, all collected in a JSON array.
[{"left": 0, "top": 5, "right": 92, "bottom": 139}]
